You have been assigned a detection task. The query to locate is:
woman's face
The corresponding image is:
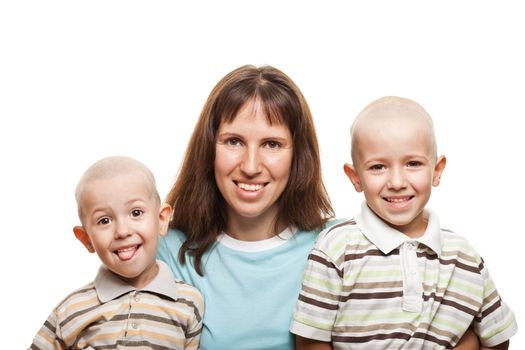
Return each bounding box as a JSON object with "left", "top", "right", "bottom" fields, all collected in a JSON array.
[{"left": 214, "top": 99, "right": 293, "bottom": 231}]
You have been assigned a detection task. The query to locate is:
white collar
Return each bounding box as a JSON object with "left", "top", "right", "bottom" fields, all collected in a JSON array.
[
  {"left": 355, "top": 202, "right": 442, "bottom": 257},
  {"left": 217, "top": 226, "right": 297, "bottom": 252}
]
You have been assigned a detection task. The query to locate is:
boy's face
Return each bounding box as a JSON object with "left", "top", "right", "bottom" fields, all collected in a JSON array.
[
  {"left": 345, "top": 116, "right": 446, "bottom": 238},
  {"left": 74, "top": 171, "right": 171, "bottom": 288}
]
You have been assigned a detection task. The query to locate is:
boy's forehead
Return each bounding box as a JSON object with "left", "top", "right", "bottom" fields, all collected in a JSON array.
[
  {"left": 351, "top": 96, "right": 437, "bottom": 162},
  {"left": 77, "top": 170, "right": 154, "bottom": 204},
  {"left": 76, "top": 159, "right": 159, "bottom": 215},
  {"left": 354, "top": 97, "right": 433, "bottom": 130}
]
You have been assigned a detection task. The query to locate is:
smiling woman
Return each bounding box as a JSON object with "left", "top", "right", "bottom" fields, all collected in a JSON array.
[
  {"left": 214, "top": 99, "right": 294, "bottom": 240},
  {"left": 157, "top": 64, "right": 334, "bottom": 350}
]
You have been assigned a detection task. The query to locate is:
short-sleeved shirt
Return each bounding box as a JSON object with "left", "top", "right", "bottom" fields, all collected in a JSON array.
[
  {"left": 291, "top": 203, "right": 517, "bottom": 349},
  {"left": 30, "top": 260, "right": 204, "bottom": 350},
  {"left": 157, "top": 226, "right": 321, "bottom": 350}
]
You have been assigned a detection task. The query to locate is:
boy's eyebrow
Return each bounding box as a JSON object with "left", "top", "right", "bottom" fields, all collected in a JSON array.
[
  {"left": 87, "top": 198, "right": 149, "bottom": 214},
  {"left": 125, "top": 198, "right": 148, "bottom": 205}
]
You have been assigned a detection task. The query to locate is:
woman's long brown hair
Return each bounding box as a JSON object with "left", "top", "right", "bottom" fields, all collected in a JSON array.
[{"left": 166, "top": 65, "right": 334, "bottom": 275}]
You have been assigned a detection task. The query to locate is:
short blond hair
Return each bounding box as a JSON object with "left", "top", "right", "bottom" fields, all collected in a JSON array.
[
  {"left": 75, "top": 156, "right": 160, "bottom": 222},
  {"left": 350, "top": 96, "right": 437, "bottom": 164}
]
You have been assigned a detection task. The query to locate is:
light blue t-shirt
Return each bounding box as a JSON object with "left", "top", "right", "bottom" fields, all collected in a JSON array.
[{"left": 157, "top": 226, "right": 319, "bottom": 350}]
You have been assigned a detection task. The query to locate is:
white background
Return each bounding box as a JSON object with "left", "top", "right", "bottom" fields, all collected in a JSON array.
[{"left": 1, "top": 1, "right": 522, "bottom": 348}]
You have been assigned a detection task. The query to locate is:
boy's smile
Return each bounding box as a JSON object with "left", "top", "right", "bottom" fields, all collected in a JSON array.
[
  {"left": 345, "top": 105, "right": 446, "bottom": 238},
  {"left": 74, "top": 170, "right": 171, "bottom": 288}
]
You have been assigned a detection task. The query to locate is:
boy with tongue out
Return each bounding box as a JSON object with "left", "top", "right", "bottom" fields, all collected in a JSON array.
[
  {"left": 30, "top": 156, "right": 204, "bottom": 350},
  {"left": 291, "top": 96, "right": 516, "bottom": 350}
]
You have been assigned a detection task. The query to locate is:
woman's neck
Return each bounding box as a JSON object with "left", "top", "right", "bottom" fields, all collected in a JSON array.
[{"left": 225, "top": 208, "right": 286, "bottom": 241}]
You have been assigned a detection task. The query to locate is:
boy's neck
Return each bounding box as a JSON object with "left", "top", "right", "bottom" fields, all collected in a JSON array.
[{"left": 117, "top": 260, "right": 159, "bottom": 289}]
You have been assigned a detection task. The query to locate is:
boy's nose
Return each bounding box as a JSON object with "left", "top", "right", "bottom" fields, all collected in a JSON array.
[
  {"left": 387, "top": 168, "right": 407, "bottom": 189},
  {"left": 114, "top": 220, "right": 132, "bottom": 238}
]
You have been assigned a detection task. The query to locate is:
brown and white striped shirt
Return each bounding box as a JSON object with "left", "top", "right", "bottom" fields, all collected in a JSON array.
[
  {"left": 30, "top": 260, "right": 204, "bottom": 350},
  {"left": 291, "top": 203, "right": 517, "bottom": 349}
]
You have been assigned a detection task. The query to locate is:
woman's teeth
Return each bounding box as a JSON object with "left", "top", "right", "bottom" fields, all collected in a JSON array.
[{"left": 238, "top": 183, "right": 263, "bottom": 191}]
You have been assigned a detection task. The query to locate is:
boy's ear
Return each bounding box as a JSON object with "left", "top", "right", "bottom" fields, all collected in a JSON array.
[
  {"left": 73, "top": 226, "right": 95, "bottom": 253},
  {"left": 344, "top": 163, "right": 363, "bottom": 192},
  {"left": 432, "top": 155, "right": 447, "bottom": 187},
  {"left": 158, "top": 204, "right": 173, "bottom": 236}
]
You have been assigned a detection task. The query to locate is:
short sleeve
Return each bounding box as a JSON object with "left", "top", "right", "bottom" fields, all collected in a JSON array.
[
  {"left": 473, "top": 261, "right": 517, "bottom": 347},
  {"left": 181, "top": 285, "right": 204, "bottom": 350},
  {"left": 290, "top": 244, "right": 344, "bottom": 342},
  {"left": 29, "top": 309, "right": 67, "bottom": 350}
]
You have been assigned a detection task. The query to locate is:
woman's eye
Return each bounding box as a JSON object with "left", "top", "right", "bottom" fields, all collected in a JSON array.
[
  {"left": 131, "top": 209, "right": 144, "bottom": 217},
  {"left": 97, "top": 217, "right": 111, "bottom": 225},
  {"left": 264, "top": 141, "right": 281, "bottom": 149},
  {"left": 226, "top": 138, "right": 242, "bottom": 146}
]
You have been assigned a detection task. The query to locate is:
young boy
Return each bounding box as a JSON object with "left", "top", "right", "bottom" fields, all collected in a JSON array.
[
  {"left": 291, "top": 97, "right": 517, "bottom": 349},
  {"left": 30, "top": 156, "right": 204, "bottom": 350}
]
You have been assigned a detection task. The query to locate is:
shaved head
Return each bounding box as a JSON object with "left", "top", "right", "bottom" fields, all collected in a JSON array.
[
  {"left": 350, "top": 96, "right": 437, "bottom": 164},
  {"left": 75, "top": 156, "right": 160, "bottom": 221}
]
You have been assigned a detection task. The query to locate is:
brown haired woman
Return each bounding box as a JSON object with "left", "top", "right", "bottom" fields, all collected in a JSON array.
[{"left": 157, "top": 64, "right": 334, "bottom": 350}]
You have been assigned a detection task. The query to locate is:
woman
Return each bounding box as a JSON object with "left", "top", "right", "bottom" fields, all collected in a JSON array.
[{"left": 157, "top": 64, "right": 334, "bottom": 350}]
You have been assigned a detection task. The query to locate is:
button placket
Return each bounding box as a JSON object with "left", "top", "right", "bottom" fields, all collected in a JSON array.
[{"left": 401, "top": 241, "right": 422, "bottom": 312}]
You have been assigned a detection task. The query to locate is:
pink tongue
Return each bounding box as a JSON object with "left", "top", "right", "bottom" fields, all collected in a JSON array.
[{"left": 117, "top": 246, "right": 137, "bottom": 260}]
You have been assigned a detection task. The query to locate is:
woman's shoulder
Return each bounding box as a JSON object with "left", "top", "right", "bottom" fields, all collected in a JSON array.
[
  {"left": 160, "top": 228, "right": 187, "bottom": 243},
  {"left": 157, "top": 228, "right": 187, "bottom": 260}
]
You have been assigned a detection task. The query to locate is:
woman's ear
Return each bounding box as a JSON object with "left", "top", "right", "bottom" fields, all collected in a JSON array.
[
  {"left": 344, "top": 163, "right": 363, "bottom": 192},
  {"left": 73, "top": 226, "right": 95, "bottom": 253},
  {"left": 158, "top": 204, "right": 173, "bottom": 236},
  {"left": 432, "top": 155, "right": 447, "bottom": 187}
]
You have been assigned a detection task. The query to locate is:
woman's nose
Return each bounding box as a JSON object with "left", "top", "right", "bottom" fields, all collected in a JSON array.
[{"left": 240, "top": 145, "right": 262, "bottom": 176}]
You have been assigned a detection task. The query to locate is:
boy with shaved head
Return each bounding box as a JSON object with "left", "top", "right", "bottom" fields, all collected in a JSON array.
[
  {"left": 291, "top": 97, "right": 516, "bottom": 349},
  {"left": 30, "top": 156, "right": 204, "bottom": 350}
]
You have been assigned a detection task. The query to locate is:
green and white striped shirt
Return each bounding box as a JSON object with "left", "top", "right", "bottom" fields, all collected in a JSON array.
[{"left": 291, "top": 203, "right": 517, "bottom": 349}]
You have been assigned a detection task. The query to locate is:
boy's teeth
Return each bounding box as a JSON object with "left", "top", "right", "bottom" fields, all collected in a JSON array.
[
  {"left": 238, "top": 183, "right": 263, "bottom": 191},
  {"left": 387, "top": 197, "right": 410, "bottom": 202}
]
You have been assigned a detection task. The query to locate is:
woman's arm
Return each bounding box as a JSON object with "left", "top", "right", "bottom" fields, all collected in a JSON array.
[
  {"left": 481, "top": 340, "right": 509, "bottom": 350},
  {"left": 295, "top": 336, "right": 333, "bottom": 350},
  {"left": 452, "top": 327, "right": 509, "bottom": 350},
  {"left": 453, "top": 327, "right": 479, "bottom": 350}
]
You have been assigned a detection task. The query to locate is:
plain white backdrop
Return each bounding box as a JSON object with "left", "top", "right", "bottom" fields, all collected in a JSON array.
[{"left": 1, "top": 1, "right": 522, "bottom": 348}]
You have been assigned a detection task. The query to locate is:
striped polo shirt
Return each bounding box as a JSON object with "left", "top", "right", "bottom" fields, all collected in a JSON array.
[
  {"left": 30, "top": 260, "right": 204, "bottom": 350},
  {"left": 291, "top": 203, "right": 517, "bottom": 349}
]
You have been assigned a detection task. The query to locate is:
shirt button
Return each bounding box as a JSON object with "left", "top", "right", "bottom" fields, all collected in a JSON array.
[
  {"left": 134, "top": 294, "right": 140, "bottom": 302},
  {"left": 132, "top": 322, "right": 138, "bottom": 329}
]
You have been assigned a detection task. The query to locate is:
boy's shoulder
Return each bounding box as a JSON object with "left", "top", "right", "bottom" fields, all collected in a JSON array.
[
  {"left": 172, "top": 278, "right": 204, "bottom": 306},
  {"left": 313, "top": 218, "right": 370, "bottom": 259},
  {"left": 52, "top": 280, "right": 98, "bottom": 318},
  {"left": 439, "top": 228, "right": 484, "bottom": 266},
  {"left": 319, "top": 218, "right": 360, "bottom": 239},
  {"left": 159, "top": 260, "right": 204, "bottom": 312}
]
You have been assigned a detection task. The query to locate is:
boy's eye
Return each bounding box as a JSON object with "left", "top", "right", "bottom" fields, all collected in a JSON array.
[
  {"left": 97, "top": 217, "right": 111, "bottom": 225},
  {"left": 369, "top": 164, "right": 385, "bottom": 171},
  {"left": 131, "top": 209, "right": 144, "bottom": 217},
  {"left": 407, "top": 161, "right": 422, "bottom": 167}
]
